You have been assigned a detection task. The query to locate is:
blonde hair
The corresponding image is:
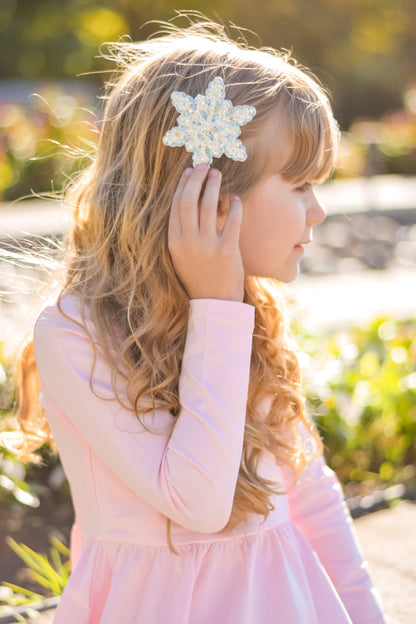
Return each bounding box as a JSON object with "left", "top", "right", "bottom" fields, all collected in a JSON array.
[{"left": 7, "top": 18, "right": 339, "bottom": 539}]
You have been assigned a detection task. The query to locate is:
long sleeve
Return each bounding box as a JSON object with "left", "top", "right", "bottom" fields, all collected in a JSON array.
[
  {"left": 282, "top": 453, "right": 387, "bottom": 624},
  {"left": 34, "top": 296, "right": 255, "bottom": 534}
]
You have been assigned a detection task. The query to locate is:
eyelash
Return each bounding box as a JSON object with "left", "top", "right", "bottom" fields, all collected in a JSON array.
[{"left": 296, "top": 182, "right": 312, "bottom": 193}]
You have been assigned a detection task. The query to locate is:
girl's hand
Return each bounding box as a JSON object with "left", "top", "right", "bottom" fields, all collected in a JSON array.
[{"left": 168, "top": 164, "right": 245, "bottom": 302}]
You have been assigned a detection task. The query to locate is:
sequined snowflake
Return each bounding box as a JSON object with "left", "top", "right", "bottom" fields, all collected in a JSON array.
[{"left": 162, "top": 76, "right": 257, "bottom": 167}]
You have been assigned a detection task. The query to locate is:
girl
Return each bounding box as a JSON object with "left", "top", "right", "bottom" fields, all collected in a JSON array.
[{"left": 7, "top": 17, "right": 394, "bottom": 624}]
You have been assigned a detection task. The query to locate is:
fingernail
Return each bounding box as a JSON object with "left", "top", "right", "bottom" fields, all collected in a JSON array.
[
  {"left": 209, "top": 169, "right": 221, "bottom": 178},
  {"left": 184, "top": 168, "right": 192, "bottom": 176},
  {"left": 196, "top": 164, "right": 208, "bottom": 171}
]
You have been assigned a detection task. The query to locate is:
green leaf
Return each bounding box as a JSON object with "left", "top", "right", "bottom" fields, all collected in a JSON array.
[
  {"left": 30, "top": 571, "right": 60, "bottom": 595},
  {"left": 50, "top": 547, "right": 64, "bottom": 577},
  {"left": 50, "top": 536, "right": 70, "bottom": 558},
  {"left": 4, "top": 536, "right": 70, "bottom": 598},
  {"left": 6, "top": 539, "right": 48, "bottom": 574}
]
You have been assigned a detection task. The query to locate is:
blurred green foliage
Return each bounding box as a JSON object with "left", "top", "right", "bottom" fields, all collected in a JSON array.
[
  {"left": 0, "top": 341, "right": 43, "bottom": 510},
  {"left": 295, "top": 317, "right": 416, "bottom": 494},
  {"left": 0, "top": 342, "right": 14, "bottom": 413},
  {"left": 337, "top": 93, "right": 416, "bottom": 177},
  {"left": 0, "top": 84, "right": 97, "bottom": 201}
]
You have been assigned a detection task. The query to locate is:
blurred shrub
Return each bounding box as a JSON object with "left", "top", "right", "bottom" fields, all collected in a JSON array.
[
  {"left": 296, "top": 317, "right": 416, "bottom": 494},
  {"left": 0, "top": 82, "right": 97, "bottom": 201},
  {"left": 0, "top": 341, "right": 43, "bottom": 509},
  {"left": 0, "top": 341, "right": 14, "bottom": 413},
  {"left": 336, "top": 83, "right": 416, "bottom": 178},
  {"left": 0, "top": 341, "right": 67, "bottom": 510}
]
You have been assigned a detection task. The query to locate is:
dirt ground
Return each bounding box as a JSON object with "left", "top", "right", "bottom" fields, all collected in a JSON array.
[{"left": 0, "top": 493, "right": 73, "bottom": 591}]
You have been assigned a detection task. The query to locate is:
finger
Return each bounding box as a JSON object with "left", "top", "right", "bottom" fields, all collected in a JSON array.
[
  {"left": 199, "top": 169, "right": 222, "bottom": 236},
  {"left": 179, "top": 164, "right": 209, "bottom": 235},
  {"left": 220, "top": 196, "right": 243, "bottom": 249},
  {"left": 169, "top": 168, "right": 192, "bottom": 241}
]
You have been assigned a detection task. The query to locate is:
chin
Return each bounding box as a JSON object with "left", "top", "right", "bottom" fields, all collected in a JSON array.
[
  {"left": 245, "top": 259, "right": 301, "bottom": 283},
  {"left": 274, "top": 267, "right": 300, "bottom": 284}
]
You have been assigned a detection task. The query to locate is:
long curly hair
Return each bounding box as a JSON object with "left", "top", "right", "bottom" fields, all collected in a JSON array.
[{"left": 7, "top": 18, "right": 339, "bottom": 536}]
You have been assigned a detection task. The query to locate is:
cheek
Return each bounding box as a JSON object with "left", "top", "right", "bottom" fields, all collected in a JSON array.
[
  {"left": 267, "top": 205, "right": 304, "bottom": 246},
  {"left": 239, "top": 192, "right": 304, "bottom": 255},
  {"left": 279, "top": 199, "right": 306, "bottom": 233}
]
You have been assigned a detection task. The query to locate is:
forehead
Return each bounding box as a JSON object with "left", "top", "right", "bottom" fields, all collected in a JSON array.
[
  {"left": 252, "top": 110, "right": 294, "bottom": 178},
  {"left": 254, "top": 101, "right": 337, "bottom": 184}
]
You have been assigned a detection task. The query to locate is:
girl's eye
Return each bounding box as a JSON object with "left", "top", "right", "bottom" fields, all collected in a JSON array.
[{"left": 295, "top": 182, "right": 312, "bottom": 193}]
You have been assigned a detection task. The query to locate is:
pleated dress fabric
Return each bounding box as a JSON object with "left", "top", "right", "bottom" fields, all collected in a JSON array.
[{"left": 33, "top": 295, "right": 387, "bottom": 624}]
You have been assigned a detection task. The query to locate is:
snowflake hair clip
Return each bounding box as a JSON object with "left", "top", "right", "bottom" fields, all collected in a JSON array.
[{"left": 162, "top": 76, "right": 257, "bottom": 167}]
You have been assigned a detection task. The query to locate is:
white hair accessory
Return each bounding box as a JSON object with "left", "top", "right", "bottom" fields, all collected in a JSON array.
[{"left": 162, "top": 76, "right": 257, "bottom": 167}]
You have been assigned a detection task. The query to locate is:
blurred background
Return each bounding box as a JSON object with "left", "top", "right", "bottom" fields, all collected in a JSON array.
[
  {"left": 0, "top": 1, "right": 415, "bottom": 620},
  {"left": 1, "top": 0, "right": 416, "bottom": 199}
]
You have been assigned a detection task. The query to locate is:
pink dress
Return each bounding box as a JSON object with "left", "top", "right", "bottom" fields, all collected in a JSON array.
[{"left": 34, "top": 295, "right": 387, "bottom": 624}]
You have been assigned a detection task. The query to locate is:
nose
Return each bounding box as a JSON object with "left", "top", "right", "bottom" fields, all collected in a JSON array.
[{"left": 307, "top": 190, "right": 326, "bottom": 226}]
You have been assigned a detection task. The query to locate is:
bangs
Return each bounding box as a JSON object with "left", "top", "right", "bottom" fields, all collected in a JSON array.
[{"left": 276, "top": 89, "right": 340, "bottom": 184}]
